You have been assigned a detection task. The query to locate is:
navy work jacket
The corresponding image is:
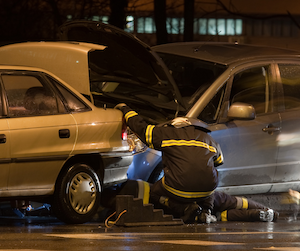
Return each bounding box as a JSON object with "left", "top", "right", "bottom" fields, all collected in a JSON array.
[{"left": 121, "top": 106, "right": 224, "bottom": 199}]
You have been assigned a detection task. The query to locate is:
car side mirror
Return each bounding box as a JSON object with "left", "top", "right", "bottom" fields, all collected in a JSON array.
[{"left": 227, "top": 102, "right": 256, "bottom": 120}]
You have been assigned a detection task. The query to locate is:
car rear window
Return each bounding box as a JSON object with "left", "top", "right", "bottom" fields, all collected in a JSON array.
[{"left": 46, "top": 75, "right": 91, "bottom": 113}]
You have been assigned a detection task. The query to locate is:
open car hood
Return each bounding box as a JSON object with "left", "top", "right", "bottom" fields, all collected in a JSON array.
[{"left": 58, "top": 20, "right": 183, "bottom": 106}]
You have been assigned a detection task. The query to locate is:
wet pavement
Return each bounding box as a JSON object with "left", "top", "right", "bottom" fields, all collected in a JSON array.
[
  {"left": 0, "top": 213, "right": 300, "bottom": 250},
  {"left": 0, "top": 194, "right": 299, "bottom": 251}
]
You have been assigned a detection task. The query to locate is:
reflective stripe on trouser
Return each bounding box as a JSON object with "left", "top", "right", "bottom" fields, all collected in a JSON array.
[
  {"left": 221, "top": 210, "right": 228, "bottom": 221},
  {"left": 137, "top": 180, "right": 150, "bottom": 204},
  {"left": 235, "top": 197, "right": 249, "bottom": 209},
  {"left": 223, "top": 209, "right": 262, "bottom": 222}
]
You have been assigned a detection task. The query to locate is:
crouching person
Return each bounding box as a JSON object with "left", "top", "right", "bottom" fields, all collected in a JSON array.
[{"left": 114, "top": 103, "right": 224, "bottom": 224}]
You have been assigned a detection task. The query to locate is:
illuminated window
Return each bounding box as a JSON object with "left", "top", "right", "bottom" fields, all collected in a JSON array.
[
  {"left": 145, "top": 17, "right": 155, "bottom": 33},
  {"left": 101, "top": 16, "right": 109, "bottom": 24},
  {"left": 195, "top": 18, "right": 243, "bottom": 36},
  {"left": 137, "top": 17, "right": 155, "bottom": 33},
  {"left": 92, "top": 16, "right": 100, "bottom": 21},
  {"left": 208, "top": 19, "right": 217, "bottom": 35},
  {"left": 137, "top": 18, "right": 144, "bottom": 33},
  {"left": 236, "top": 19, "right": 243, "bottom": 35},
  {"left": 166, "top": 18, "right": 184, "bottom": 34},
  {"left": 227, "top": 19, "right": 235, "bottom": 35},
  {"left": 199, "top": 18, "right": 207, "bottom": 35},
  {"left": 133, "top": 17, "right": 243, "bottom": 36},
  {"left": 125, "top": 16, "right": 134, "bottom": 32},
  {"left": 217, "top": 19, "right": 226, "bottom": 35}
]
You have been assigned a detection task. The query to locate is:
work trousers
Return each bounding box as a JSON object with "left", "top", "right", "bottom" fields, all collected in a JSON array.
[
  {"left": 150, "top": 178, "right": 214, "bottom": 218},
  {"left": 213, "top": 191, "right": 268, "bottom": 222}
]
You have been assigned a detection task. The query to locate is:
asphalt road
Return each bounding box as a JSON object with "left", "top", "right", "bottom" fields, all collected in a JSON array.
[{"left": 0, "top": 213, "right": 299, "bottom": 251}]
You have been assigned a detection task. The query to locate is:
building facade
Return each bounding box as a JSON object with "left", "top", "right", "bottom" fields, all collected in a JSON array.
[{"left": 91, "top": 0, "right": 300, "bottom": 50}]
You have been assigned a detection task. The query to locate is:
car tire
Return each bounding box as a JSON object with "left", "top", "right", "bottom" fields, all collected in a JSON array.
[{"left": 52, "top": 163, "right": 101, "bottom": 224}]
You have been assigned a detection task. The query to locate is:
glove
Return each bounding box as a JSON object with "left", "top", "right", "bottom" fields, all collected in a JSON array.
[{"left": 114, "top": 103, "right": 127, "bottom": 110}]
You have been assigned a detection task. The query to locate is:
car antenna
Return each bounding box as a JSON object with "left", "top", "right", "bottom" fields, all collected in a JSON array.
[{"left": 193, "top": 30, "right": 222, "bottom": 52}]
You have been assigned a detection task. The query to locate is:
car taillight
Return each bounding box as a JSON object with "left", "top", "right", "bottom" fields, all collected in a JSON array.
[{"left": 122, "top": 118, "right": 127, "bottom": 140}]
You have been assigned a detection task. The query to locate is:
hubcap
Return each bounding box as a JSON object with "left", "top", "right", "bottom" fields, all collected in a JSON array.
[{"left": 68, "top": 172, "right": 97, "bottom": 214}]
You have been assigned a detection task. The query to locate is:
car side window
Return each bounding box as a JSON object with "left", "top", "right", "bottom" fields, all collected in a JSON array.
[
  {"left": 46, "top": 75, "right": 90, "bottom": 113},
  {"left": 198, "top": 84, "right": 226, "bottom": 124},
  {"left": 230, "top": 66, "right": 270, "bottom": 115},
  {"left": 1, "top": 74, "right": 64, "bottom": 117},
  {"left": 278, "top": 64, "right": 300, "bottom": 110}
]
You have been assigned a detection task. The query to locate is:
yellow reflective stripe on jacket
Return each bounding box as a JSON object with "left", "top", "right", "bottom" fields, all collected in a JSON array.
[
  {"left": 215, "top": 154, "right": 223, "bottom": 165},
  {"left": 124, "top": 111, "right": 138, "bottom": 123},
  {"left": 145, "top": 125, "right": 155, "bottom": 149},
  {"left": 221, "top": 210, "right": 228, "bottom": 221},
  {"left": 162, "top": 176, "right": 214, "bottom": 198},
  {"left": 161, "top": 139, "right": 217, "bottom": 153}
]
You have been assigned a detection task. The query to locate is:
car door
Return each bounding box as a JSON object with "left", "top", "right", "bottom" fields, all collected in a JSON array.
[
  {"left": 1, "top": 72, "right": 77, "bottom": 194},
  {"left": 273, "top": 63, "right": 300, "bottom": 192},
  {"left": 0, "top": 90, "right": 10, "bottom": 191},
  {"left": 201, "top": 65, "right": 281, "bottom": 195}
]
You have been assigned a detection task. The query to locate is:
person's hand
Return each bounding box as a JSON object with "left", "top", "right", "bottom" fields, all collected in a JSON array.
[{"left": 114, "top": 103, "right": 127, "bottom": 110}]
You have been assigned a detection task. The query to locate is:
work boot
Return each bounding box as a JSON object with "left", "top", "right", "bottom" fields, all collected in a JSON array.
[
  {"left": 259, "top": 208, "right": 279, "bottom": 222},
  {"left": 181, "top": 203, "right": 202, "bottom": 224},
  {"left": 198, "top": 209, "right": 217, "bottom": 223}
]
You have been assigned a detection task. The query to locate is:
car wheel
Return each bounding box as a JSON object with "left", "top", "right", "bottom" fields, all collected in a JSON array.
[
  {"left": 147, "top": 161, "right": 164, "bottom": 184},
  {"left": 52, "top": 163, "right": 101, "bottom": 224}
]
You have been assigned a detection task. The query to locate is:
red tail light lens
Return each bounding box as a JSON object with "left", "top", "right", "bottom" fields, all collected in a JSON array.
[{"left": 122, "top": 118, "right": 127, "bottom": 140}]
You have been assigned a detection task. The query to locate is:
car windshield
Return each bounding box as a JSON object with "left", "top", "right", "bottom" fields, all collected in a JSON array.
[{"left": 156, "top": 52, "right": 227, "bottom": 109}]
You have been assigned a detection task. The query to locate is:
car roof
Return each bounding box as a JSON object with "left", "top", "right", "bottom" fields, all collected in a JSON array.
[
  {"left": 152, "top": 42, "right": 300, "bottom": 65},
  {"left": 0, "top": 41, "right": 106, "bottom": 95},
  {"left": 0, "top": 63, "right": 90, "bottom": 103}
]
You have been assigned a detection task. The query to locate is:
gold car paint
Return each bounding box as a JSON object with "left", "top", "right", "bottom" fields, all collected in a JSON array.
[
  {"left": 2, "top": 160, "right": 67, "bottom": 197},
  {"left": 70, "top": 108, "right": 132, "bottom": 187},
  {"left": 70, "top": 108, "right": 128, "bottom": 153},
  {"left": 0, "top": 119, "right": 10, "bottom": 191},
  {"left": 0, "top": 49, "right": 132, "bottom": 196},
  {"left": 0, "top": 42, "right": 106, "bottom": 96},
  {"left": 5, "top": 108, "right": 129, "bottom": 195},
  {"left": 7, "top": 114, "right": 77, "bottom": 192},
  {"left": 0, "top": 42, "right": 128, "bottom": 153}
]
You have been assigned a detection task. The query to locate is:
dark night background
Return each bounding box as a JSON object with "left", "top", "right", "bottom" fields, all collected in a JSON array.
[{"left": 0, "top": 0, "right": 299, "bottom": 48}]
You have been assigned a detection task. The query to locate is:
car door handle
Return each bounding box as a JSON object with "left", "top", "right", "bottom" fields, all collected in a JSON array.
[
  {"left": 0, "top": 134, "right": 6, "bottom": 143},
  {"left": 59, "top": 129, "right": 70, "bottom": 138},
  {"left": 262, "top": 125, "right": 281, "bottom": 135}
]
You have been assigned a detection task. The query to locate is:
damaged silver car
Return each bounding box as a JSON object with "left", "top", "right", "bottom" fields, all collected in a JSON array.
[{"left": 153, "top": 42, "right": 300, "bottom": 195}]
